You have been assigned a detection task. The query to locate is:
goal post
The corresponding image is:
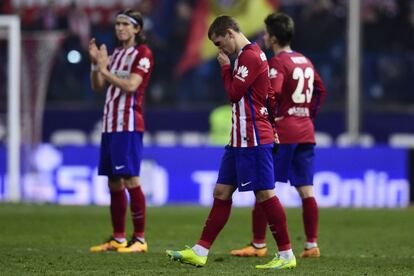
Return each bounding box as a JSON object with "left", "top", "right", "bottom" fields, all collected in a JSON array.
[
  {"left": 1, "top": 16, "right": 65, "bottom": 203},
  {"left": 0, "top": 15, "right": 21, "bottom": 202}
]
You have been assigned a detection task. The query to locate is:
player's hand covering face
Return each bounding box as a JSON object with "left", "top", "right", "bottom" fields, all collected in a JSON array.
[{"left": 217, "top": 50, "right": 230, "bottom": 66}]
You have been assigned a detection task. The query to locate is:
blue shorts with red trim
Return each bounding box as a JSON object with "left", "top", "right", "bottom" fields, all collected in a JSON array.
[
  {"left": 274, "top": 143, "right": 315, "bottom": 186},
  {"left": 217, "top": 143, "right": 275, "bottom": 192},
  {"left": 98, "top": 132, "right": 143, "bottom": 176}
]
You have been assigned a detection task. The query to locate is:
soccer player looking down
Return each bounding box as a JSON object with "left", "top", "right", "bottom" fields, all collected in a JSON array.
[
  {"left": 166, "top": 15, "right": 296, "bottom": 270},
  {"left": 230, "top": 12, "right": 327, "bottom": 259},
  {"left": 88, "top": 9, "right": 154, "bottom": 253}
]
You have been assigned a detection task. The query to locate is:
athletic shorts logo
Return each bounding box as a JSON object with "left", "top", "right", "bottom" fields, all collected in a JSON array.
[
  {"left": 241, "top": 181, "right": 252, "bottom": 187},
  {"left": 115, "top": 165, "right": 125, "bottom": 170}
]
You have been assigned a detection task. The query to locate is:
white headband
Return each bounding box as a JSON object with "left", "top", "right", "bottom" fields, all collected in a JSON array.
[{"left": 116, "top": 14, "right": 138, "bottom": 25}]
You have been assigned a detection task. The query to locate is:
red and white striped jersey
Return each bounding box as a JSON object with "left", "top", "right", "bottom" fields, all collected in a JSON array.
[
  {"left": 221, "top": 43, "right": 274, "bottom": 147},
  {"left": 102, "top": 44, "right": 153, "bottom": 133}
]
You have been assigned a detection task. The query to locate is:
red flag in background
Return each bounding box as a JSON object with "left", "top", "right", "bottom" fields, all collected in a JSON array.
[
  {"left": 175, "top": 0, "right": 278, "bottom": 76},
  {"left": 1, "top": 0, "right": 13, "bottom": 14}
]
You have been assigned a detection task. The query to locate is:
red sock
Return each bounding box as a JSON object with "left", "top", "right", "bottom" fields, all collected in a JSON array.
[
  {"left": 302, "top": 197, "right": 318, "bottom": 243},
  {"left": 259, "top": 196, "right": 291, "bottom": 251},
  {"left": 110, "top": 189, "right": 127, "bottom": 238},
  {"left": 128, "top": 186, "right": 146, "bottom": 238},
  {"left": 198, "top": 198, "right": 232, "bottom": 249},
  {"left": 252, "top": 201, "right": 267, "bottom": 244}
]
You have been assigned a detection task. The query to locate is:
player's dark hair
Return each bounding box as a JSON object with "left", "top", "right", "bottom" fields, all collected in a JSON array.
[
  {"left": 116, "top": 9, "right": 146, "bottom": 45},
  {"left": 264, "top": 12, "right": 294, "bottom": 47},
  {"left": 208, "top": 15, "right": 240, "bottom": 40}
]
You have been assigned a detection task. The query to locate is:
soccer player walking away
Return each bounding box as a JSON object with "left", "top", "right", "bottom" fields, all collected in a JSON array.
[
  {"left": 88, "top": 9, "right": 153, "bottom": 253},
  {"left": 166, "top": 15, "right": 296, "bottom": 270},
  {"left": 230, "top": 12, "right": 327, "bottom": 259}
]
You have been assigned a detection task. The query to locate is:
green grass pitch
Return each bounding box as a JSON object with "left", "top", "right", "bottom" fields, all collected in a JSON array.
[{"left": 0, "top": 204, "right": 413, "bottom": 275}]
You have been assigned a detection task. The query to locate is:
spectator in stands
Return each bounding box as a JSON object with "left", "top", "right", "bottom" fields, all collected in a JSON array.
[
  {"left": 0, "top": 0, "right": 12, "bottom": 14},
  {"left": 35, "top": 0, "right": 67, "bottom": 30},
  {"left": 67, "top": 1, "right": 90, "bottom": 50}
]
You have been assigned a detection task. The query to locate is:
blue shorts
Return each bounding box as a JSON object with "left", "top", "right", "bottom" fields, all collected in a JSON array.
[
  {"left": 274, "top": 143, "right": 314, "bottom": 186},
  {"left": 98, "top": 132, "right": 143, "bottom": 176},
  {"left": 217, "top": 144, "right": 275, "bottom": 192}
]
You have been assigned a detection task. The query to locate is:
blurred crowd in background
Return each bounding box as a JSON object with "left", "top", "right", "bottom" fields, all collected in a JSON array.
[
  {"left": 0, "top": 0, "right": 414, "bottom": 143},
  {"left": 1, "top": 0, "right": 413, "bottom": 109}
]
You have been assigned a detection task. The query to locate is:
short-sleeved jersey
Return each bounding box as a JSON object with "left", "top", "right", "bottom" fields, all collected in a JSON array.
[
  {"left": 102, "top": 44, "right": 153, "bottom": 133},
  {"left": 221, "top": 43, "right": 274, "bottom": 147},
  {"left": 269, "top": 51, "right": 327, "bottom": 144}
]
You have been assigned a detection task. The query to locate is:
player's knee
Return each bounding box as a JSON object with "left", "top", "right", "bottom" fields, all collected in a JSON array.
[
  {"left": 124, "top": 176, "right": 141, "bottom": 189},
  {"left": 213, "top": 185, "right": 233, "bottom": 200},
  {"left": 296, "top": 185, "right": 313, "bottom": 198},
  {"left": 108, "top": 176, "right": 124, "bottom": 191},
  {"left": 254, "top": 189, "right": 275, "bottom": 202}
]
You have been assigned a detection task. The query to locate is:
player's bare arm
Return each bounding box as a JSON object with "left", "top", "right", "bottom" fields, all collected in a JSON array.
[
  {"left": 89, "top": 38, "right": 106, "bottom": 92},
  {"left": 97, "top": 44, "right": 143, "bottom": 93}
]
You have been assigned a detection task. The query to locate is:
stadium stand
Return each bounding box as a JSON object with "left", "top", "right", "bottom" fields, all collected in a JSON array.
[
  {"left": 315, "top": 131, "right": 334, "bottom": 147},
  {"left": 336, "top": 132, "right": 375, "bottom": 147},
  {"left": 389, "top": 133, "right": 414, "bottom": 148},
  {"left": 179, "top": 131, "right": 209, "bottom": 146},
  {"left": 153, "top": 131, "right": 178, "bottom": 147},
  {"left": 50, "top": 129, "right": 88, "bottom": 145}
]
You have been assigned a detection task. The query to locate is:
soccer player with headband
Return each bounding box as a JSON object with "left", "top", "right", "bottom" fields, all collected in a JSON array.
[{"left": 88, "top": 9, "right": 154, "bottom": 254}]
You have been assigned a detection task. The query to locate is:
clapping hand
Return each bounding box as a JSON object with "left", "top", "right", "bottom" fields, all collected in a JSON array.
[
  {"left": 96, "top": 44, "right": 109, "bottom": 73},
  {"left": 88, "top": 38, "right": 99, "bottom": 64}
]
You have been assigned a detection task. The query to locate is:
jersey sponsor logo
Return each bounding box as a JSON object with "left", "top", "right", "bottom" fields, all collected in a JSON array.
[
  {"left": 260, "top": 52, "right": 267, "bottom": 61},
  {"left": 269, "top": 68, "right": 278, "bottom": 79},
  {"left": 290, "top": 56, "right": 308, "bottom": 64},
  {"left": 137, "top": 57, "right": 150, "bottom": 73},
  {"left": 287, "top": 106, "right": 310, "bottom": 117},
  {"left": 235, "top": 65, "right": 249, "bottom": 82}
]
